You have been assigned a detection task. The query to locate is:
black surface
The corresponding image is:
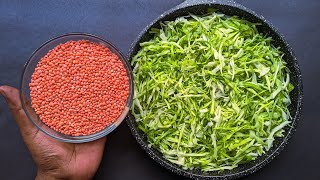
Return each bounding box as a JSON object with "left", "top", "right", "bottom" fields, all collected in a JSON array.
[{"left": 0, "top": 0, "right": 319, "bottom": 180}]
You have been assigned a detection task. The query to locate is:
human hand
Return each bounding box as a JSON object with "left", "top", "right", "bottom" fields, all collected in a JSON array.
[{"left": 0, "top": 85, "right": 106, "bottom": 180}]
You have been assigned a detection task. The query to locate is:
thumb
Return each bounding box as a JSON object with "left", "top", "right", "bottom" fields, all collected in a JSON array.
[{"left": 0, "top": 85, "right": 37, "bottom": 135}]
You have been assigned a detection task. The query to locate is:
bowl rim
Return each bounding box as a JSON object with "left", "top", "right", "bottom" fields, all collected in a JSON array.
[
  {"left": 126, "top": 1, "right": 303, "bottom": 180},
  {"left": 20, "top": 32, "right": 134, "bottom": 143}
]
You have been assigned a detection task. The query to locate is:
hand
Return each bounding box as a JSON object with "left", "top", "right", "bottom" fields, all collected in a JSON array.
[{"left": 0, "top": 85, "right": 107, "bottom": 180}]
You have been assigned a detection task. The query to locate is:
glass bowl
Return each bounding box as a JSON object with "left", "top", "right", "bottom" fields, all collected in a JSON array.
[{"left": 20, "top": 33, "right": 134, "bottom": 143}]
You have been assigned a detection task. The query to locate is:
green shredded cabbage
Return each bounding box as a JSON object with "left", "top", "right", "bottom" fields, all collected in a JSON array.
[{"left": 131, "top": 12, "right": 293, "bottom": 171}]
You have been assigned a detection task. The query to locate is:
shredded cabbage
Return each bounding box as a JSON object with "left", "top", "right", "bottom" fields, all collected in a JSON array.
[{"left": 131, "top": 12, "right": 293, "bottom": 171}]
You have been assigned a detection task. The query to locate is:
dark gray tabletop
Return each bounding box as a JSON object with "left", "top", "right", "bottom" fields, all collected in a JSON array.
[{"left": 0, "top": 0, "right": 319, "bottom": 179}]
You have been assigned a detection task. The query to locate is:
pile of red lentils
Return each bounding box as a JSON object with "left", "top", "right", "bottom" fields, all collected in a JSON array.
[{"left": 30, "top": 40, "right": 129, "bottom": 136}]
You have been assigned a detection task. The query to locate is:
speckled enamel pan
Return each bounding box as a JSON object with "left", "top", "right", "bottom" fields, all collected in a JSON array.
[{"left": 126, "top": 0, "right": 303, "bottom": 179}]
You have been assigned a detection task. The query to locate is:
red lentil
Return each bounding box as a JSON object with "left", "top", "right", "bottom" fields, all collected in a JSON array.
[{"left": 29, "top": 40, "right": 129, "bottom": 136}]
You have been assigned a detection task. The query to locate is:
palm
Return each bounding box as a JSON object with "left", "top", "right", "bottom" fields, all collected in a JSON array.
[
  {"left": 0, "top": 86, "right": 106, "bottom": 179},
  {"left": 28, "top": 131, "right": 106, "bottom": 179}
]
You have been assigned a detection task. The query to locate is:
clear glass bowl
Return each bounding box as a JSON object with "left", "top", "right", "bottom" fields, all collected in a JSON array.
[{"left": 20, "top": 33, "right": 134, "bottom": 143}]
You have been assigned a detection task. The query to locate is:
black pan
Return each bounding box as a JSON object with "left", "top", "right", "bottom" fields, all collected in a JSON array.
[{"left": 126, "top": 0, "right": 303, "bottom": 179}]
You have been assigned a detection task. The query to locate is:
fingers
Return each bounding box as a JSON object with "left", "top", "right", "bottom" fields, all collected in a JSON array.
[
  {"left": 0, "top": 85, "right": 37, "bottom": 134},
  {"left": 94, "top": 136, "right": 107, "bottom": 147}
]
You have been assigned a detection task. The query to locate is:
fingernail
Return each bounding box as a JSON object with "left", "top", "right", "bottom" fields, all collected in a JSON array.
[
  {"left": 0, "top": 86, "right": 7, "bottom": 98},
  {"left": 0, "top": 86, "right": 4, "bottom": 95}
]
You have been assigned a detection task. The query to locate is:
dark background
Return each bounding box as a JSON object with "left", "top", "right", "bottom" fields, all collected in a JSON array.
[{"left": 0, "top": 0, "right": 319, "bottom": 179}]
